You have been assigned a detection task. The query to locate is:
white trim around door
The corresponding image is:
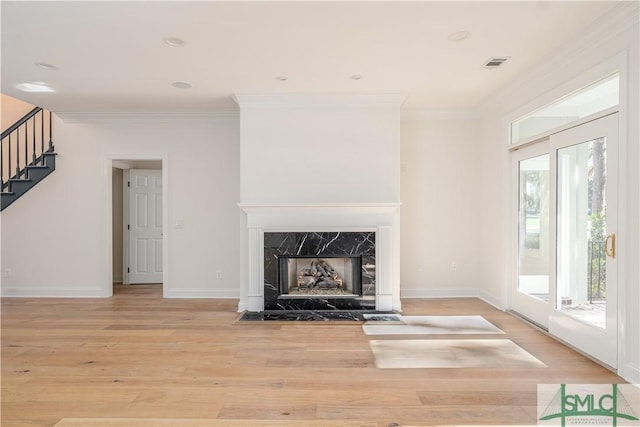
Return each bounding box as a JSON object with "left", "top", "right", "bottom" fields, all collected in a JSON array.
[{"left": 103, "top": 155, "right": 169, "bottom": 298}]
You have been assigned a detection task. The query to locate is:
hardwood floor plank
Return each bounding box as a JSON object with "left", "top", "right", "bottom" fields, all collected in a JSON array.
[
  {"left": 54, "top": 419, "right": 379, "bottom": 427},
  {"left": 416, "top": 390, "right": 536, "bottom": 406},
  {"left": 316, "top": 404, "right": 531, "bottom": 425}
]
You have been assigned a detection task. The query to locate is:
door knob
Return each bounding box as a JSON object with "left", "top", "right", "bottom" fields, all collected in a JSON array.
[{"left": 605, "top": 233, "right": 616, "bottom": 259}]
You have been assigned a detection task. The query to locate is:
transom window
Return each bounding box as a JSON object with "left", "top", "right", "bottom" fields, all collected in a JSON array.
[{"left": 510, "top": 73, "right": 619, "bottom": 145}]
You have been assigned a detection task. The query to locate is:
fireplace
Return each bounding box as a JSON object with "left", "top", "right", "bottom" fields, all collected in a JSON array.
[
  {"left": 238, "top": 203, "right": 400, "bottom": 313},
  {"left": 279, "top": 255, "right": 363, "bottom": 297},
  {"left": 264, "top": 231, "right": 375, "bottom": 310}
]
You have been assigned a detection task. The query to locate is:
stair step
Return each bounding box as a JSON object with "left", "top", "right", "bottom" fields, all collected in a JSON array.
[
  {"left": 1, "top": 152, "right": 56, "bottom": 211},
  {"left": 26, "top": 166, "right": 53, "bottom": 181},
  {"left": 9, "top": 178, "right": 33, "bottom": 185}
]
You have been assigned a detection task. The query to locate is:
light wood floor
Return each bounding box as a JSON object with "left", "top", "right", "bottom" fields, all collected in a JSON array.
[{"left": 1, "top": 284, "right": 625, "bottom": 427}]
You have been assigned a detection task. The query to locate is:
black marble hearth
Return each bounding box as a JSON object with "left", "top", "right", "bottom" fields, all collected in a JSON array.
[
  {"left": 264, "top": 231, "right": 375, "bottom": 310},
  {"left": 239, "top": 310, "right": 399, "bottom": 322}
]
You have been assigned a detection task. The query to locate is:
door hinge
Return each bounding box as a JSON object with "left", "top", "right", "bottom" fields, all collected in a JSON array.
[
  {"left": 127, "top": 224, "right": 130, "bottom": 230},
  {"left": 127, "top": 267, "right": 130, "bottom": 273},
  {"left": 128, "top": 181, "right": 130, "bottom": 187}
]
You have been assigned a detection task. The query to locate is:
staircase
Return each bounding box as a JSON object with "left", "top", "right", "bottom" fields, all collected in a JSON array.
[{"left": 1, "top": 107, "right": 56, "bottom": 211}]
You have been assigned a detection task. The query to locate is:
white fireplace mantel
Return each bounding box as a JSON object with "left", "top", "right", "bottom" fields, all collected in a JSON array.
[
  {"left": 238, "top": 203, "right": 401, "bottom": 313},
  {"left": 239, "top": 202, "right": 400, "bottom": 228}
]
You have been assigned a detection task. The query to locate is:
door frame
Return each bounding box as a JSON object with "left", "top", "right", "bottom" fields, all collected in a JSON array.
[
  {"left": 505, "top": 111, "right": 628, "bottom": 371},
  {"left": 509, "top": 112, "right": 624, "bottom": 369},
  {"left": 103, "top": 154, "right": 169, "bottom": 297},
  {"left": 505, "top": 55, "right": 629, "bottom": 372}
]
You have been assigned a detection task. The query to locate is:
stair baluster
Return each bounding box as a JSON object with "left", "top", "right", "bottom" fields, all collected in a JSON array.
[
  {"left": 1, "top": 107, "right": 56, "bottom": 210},
  {"left": 49, "top": 111, "right": 53, "bottom": 152},
  {"left": 16, "top": 126, "right": 20, "bottom": 177},
  {"left": 32, "top": 114, "right": 37, "bottom": 164}
]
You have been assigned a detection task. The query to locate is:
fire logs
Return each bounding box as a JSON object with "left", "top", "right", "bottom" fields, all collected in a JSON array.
[{"left": 297, "top": 260, "right": 343, "bottom": 289}]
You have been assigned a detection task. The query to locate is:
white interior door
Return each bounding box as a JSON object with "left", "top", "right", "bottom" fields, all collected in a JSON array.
[
  {"left": 549, "top": 113, "right": 618, "bottom": 368},
  {"left": 128, "top": 169, "right": 163, "bottom": 284}
]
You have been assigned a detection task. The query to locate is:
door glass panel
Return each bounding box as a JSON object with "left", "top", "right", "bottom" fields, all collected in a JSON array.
[
  {"left": 557, "top": 138, "right": 606, "bottom": 328},
  {"left": 518, "top": 154, "right": 550, "bottom": 301}
]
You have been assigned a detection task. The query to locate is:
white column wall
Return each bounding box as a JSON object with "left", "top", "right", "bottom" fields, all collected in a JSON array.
[
  {"left": 236, "top": 94, "right": 403, "bottom": 204},
  {"left": 235, "top": 94, "right": 405, "bottom": 312}
]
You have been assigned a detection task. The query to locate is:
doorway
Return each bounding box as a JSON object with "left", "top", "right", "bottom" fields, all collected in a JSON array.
[
  {"left": 110, "top": 158, "right": 164, "bottom": 295},
  {"left": 511, "top": 113, "right": 619, "bottom": 368}
]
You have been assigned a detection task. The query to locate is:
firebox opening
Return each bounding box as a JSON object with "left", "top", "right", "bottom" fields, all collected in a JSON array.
[{"left": 278, "top": 255, "right": 362, "bottom": 298}]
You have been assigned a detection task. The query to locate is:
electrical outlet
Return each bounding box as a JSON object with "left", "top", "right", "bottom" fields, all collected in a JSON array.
[
  {"left": 451, "top": 262, "right": 458, "bottom": 271},
  {"left": 3, "top": 268, "right": 11, "bottom": 278},
  {"left": 216, "top": 270, "right": 223, "bottom": 279}
]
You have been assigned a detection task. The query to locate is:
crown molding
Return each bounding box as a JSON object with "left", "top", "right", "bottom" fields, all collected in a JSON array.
[
  {"left": 232, "top": 92, "right": 407, "bottom": 109},
  {"left": 56, "top": 111, "right": 239, "bottom": 123},
  {"left": 238, "top": 202, "right": 402, "bottom": 210},
  {"left": 401, "top": 108, "right": 480, "bottom": 121}
]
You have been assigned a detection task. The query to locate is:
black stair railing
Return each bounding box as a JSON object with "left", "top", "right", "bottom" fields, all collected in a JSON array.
[{"left": 1, "top": 107, "right": 54, "bottom": 191}]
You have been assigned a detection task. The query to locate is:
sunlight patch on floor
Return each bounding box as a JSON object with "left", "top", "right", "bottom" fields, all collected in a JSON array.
[
  {"left": 370, "top": 339, "right": 547, "bottom": 369},
  {"left": 363, "top": 315, "right": 504, "bottom": 335}
]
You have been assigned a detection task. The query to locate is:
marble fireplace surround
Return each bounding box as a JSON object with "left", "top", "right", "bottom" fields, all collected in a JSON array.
[
  {"left": 265, "top": 231, "right": 374, "bottom": 310},
  {"left": 239, "top": 203, "right": 401, "bottom": 313}
]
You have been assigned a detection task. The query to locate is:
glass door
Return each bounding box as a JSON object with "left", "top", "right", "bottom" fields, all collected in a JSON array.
[
  {"left": 512, "top": 145, "right": 551, "bottom": 328},
  {"left": 549, "top": 113, "right": 618, "bottom": 368}
]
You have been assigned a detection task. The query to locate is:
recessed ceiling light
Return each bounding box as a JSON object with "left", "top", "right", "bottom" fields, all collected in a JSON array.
[
  {"left": 163, "top": 37, "right": 186, "bottom": 47},
  {"left": 171, "top": 81, "right": 192, "bottom": 89},
  {"left": 275, "top": 76, "right": 288, "bottom": 81},
  {"left": 34, "top": 62, "right": 58, "bottom": 70},
  {"left": 350, "top": 75, "right": 362, "bottom": 80},
  {"left": 16, "top": 82, "right": 55, "bottom": 93},
  {"left": 448, "top": 31, "right": 471, "bottom": 42}
]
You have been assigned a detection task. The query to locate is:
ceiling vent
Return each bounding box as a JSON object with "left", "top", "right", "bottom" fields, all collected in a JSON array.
[{"left": 483, "top": 57, "right": 510, "bottom": 69}]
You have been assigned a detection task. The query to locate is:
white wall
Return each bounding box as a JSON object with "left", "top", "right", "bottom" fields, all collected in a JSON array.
[
  {"left": 1, "top": 94, "right": 34, "bottom": 131},
  {"left": 237, "top": 94, "right": 403, "bottom": 204},
  {"left": 1, "top": 114, "right": 240, "bottom": 298},
  {"left": 400, "top": 117, "right": 487, "bottom": 300},
  {"left": 476, "top": 3, "right": 639, "bottom": 382}
]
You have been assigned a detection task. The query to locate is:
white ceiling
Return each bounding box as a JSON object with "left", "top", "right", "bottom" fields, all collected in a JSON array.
[{"left": 1, "top": 1, "right": 622, "bottom": 113}]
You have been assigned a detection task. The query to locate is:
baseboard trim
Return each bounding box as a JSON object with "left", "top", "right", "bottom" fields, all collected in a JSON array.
[
  {"left": 620, "top": 362, "right": 640, "bottom": 385},
  {"left": 477, "top": 290, "right": 504, "bottom": 310},
  {"left": 1, "top": 287, "right": 104, "bottom": 298},
  {"left": 401, "top": 288, "right": 505, "bottom": 310},
  {"left": 165, "top": 288, "right": 239, "bottom": 299}
]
